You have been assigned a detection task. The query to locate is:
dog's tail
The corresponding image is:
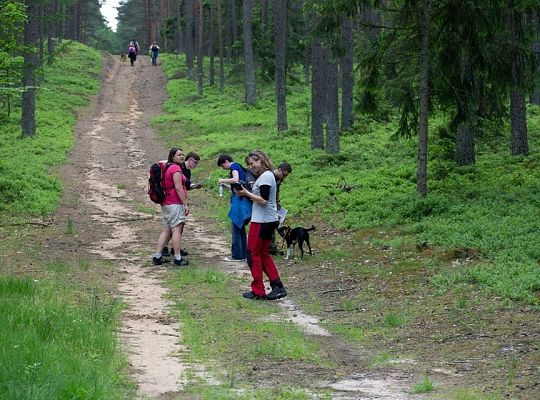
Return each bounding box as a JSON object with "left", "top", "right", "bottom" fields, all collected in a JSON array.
[{"left": 307, "top": 225, "right": 316, "bottom": 232}]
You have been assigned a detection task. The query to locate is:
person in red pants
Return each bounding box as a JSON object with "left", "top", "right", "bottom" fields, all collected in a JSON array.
[{"left": 235, "top": 150, "right": 287, "bottom": 300}]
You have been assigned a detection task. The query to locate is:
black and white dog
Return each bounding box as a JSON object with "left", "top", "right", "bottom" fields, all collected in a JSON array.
[{"left": 277, "top": 225, "right": 315, "bottom": 259}]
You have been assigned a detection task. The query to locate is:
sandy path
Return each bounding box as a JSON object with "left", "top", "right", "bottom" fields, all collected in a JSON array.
[{"left": 63, "top": 55, "right": 418, "bottom": 399}]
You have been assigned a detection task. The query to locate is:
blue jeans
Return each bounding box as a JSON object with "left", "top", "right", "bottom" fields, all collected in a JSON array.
[{"left": 231, "top": 223, "right": 247, "bottom": 260}]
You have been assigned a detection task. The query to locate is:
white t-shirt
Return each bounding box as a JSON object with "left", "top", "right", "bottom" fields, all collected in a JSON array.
[{"left": 251, "top": 170, "right": 278, "bottom": 223}]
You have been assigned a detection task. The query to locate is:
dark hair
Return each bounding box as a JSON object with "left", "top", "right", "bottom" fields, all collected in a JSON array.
[
  {"left": 186, "top": 152, "right": 200, "bottom": 161},
  {"left": 278, "top": 162, "right": 292, "bottom": 174},
  {"left": 247, "top": 149, "right": 273, "bottom": 171},
  {"left": 217, "top": 154, "right": 233, "bottom": 166},
  {"left": 167, "top": 147, "right": 183, "bottom": 163}
]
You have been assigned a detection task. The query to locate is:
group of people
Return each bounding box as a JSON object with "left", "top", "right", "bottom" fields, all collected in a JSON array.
[
  {"left": 127, "top": 39, "right": 160, "bottom": 66},
  {"left": 153, "top": 148, "right": 291, "bottom": 301}
]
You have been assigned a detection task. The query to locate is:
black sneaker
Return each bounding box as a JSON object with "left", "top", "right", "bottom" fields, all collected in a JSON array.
[
  {"left": 266, "top": 286, "right": 287, "bottom": 300},
  {"left": 180, "top": 249, "right": 188, "bottom": 257},
  {"left": 173, "top": 258, "right": 189, "bottom": 266},
  {"left": 152, "top": 256, "right": 164, "bottom": 265},
  {"left": 242, "top": 291, "right": 266, "bottom": 300},
  {"left": 161, "top": 247, "right": 170, "bottom": 257}
]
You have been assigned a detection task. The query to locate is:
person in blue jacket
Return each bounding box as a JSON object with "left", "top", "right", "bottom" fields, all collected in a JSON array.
[
  {"left": 218, "top": 154, "right": 252, "bottom": 262},
  {"left": 149, "top": 42, "right": 160, "bottom": 66}
]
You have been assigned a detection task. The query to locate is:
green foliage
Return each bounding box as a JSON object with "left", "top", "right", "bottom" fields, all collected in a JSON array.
[
  {"left": 0, "top": 276, "right": 130, "bottom": 399},
  {"left": 412, "top": 376, "right": 435, "bottom": 394},
  {"left": 0, "top": 41, "right": 101, "bottom": 218},
  {"left": 158, "top": 54, "right": 540, "bottom": 304}
]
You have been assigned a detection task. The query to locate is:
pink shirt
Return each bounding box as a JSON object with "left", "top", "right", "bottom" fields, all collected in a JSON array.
[{"left": 162, "top": 164, "right": 186, "bottom": 205}]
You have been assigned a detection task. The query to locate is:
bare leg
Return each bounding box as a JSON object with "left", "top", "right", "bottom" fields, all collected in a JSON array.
[
  {"left": 155, "top": 227, "right": 172, "bottom": 254},
  {"left": 170, "top": 224, "right": 183, "bottom": 256}
]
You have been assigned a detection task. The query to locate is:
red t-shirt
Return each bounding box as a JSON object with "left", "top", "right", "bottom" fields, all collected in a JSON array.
[{"left": 162, "top": 164, "right": 186, "bottom": 205}]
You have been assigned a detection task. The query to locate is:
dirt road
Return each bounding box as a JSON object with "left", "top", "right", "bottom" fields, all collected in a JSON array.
[{"left": 57, "top": 55, "right": 423, "bottom": 399}]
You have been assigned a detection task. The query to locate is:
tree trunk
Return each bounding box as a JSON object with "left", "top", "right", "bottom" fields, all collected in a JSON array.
[
  {"left": 274, "top": 0, "right": 288, "bottom": 132},
  {"left": 311, "top": 40, "right": 324, "bottom": 150},
  {"left": 217, "top": 0, "right": 225, "bottom": 93},
  {"left": 22, "top": 0, "right": 39, "bottom": 138},
  {"left": 530, "top": 10, "right": 540, "bottom": 104},
  {"left": 230, "top": 0, "right": 238, "bottom": 61},
  {"left": 209, "top": 0, "right": 215, "bottom": 85},
  {"left": 417, "top": 0, "right": 430, "bottom": 197},
  {"left": 326, "top": 54, "right": 340, "bottom": 154},
  {"left": 242, "top": 0, "right": 256, "bottom": 105},
  {"left": 185, "top": 0, "right": 195, "bottom": 79},
  {"left": 197, "top": 0, "right": 204, "bottom": 95},
  {"left": 455, "top": 117, "right": 475, "bottom": 166},
  {"left": 508, "top": 1, "right": 529, "bottom": 155},
  {"left": 340, "top": 15, "right": 354, "bottom": 131},
  {"left": 261, "top": 0, "right": 268, "bottom": 31},
  {"left": 510, "top": 90, "right": 529, "bottom": 155}
]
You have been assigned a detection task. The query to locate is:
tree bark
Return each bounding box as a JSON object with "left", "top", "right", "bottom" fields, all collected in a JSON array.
[
  {"left": 185, "top": 0, "right": 195, "bottom": 79},
  {"left": 230, "top": 0, "right": 238, "bottom": 61},
  {"left": 196, "top": 0, "right": 204, "bottom": 95},
  {"left": 274, "top": 0, "right": 288, "bottom": 132},
  {"left": 242, "top": 0, "right": 256, "bottom": 105},
  {"left": 417, "top": 0, "right": 430, "bottom": 197},
  {"left": 217, "top": 0, "right": 225, "bottom": 93},
  {"left": 311, "top": 40, "right": 324, "bottom": 150},
  {"left": 508, "top": 1, "right": 529, "bottom": 155},
  {"left": 22, "top": 0, "right": 39, "bottom": 138},
  {"left": 261, "top": 0, "right": 268, "bottom": 31},
  {"left": 326, "top": 53, "right": 340, "bottom": 154},
  {"left": 209, "top": 0, "right": 215, "bottom": 85},
  {"left": 340, "top": 15, "right": 354, "bottom": 131},
  {"left": 455, "top": 118, "right": 475, "bottom": 166}
]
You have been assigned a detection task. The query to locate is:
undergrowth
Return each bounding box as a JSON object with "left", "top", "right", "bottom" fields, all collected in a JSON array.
[
  {"left": 157, "top": 53, "right": 540, "bottom": 304},
  {"left": 0, "top": 41, "right": 101, "bottom": 218}
]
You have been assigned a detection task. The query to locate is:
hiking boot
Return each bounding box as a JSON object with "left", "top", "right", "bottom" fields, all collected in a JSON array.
[
  {"left": 180, "top": 249, "right": 188, "bottom": 257},
  {"left": 243, "top": 291, "right": 266, "bottom": 300},
  {"left": 266, "top": 286, "right": 287, "bottom": 300},
  {"left": 173, "top": 258, "right": 189, "bottom": 267},
  {"left": 152, "top": 256, "right": 164, "bottom": 265},
  {"left": 161, "top": 247, "right": 170, "bottom": 257}
]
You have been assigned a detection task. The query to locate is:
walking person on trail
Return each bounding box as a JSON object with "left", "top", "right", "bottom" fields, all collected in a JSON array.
[
  {"left": 161, "top": 152, "right": 203, "bottom": 258},
  {"left": 235, "top": 150, "right": 287, "bottom": 300},
  {"left": 149, "top": 42, "right": 160, "bottom": 66},
  {"left": 152, "top": 148, "right": 190, "bottom": 267},
  {"left": 218, "top": 154, "right": 252, "bottom": 262},
  {"left": 128, "top": 44, "right": 137, "bottom": 66}
]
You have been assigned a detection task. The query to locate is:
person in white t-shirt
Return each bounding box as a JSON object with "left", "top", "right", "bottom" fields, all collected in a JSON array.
[{"left": 235, "top": 150, "right": 287, "bottom": 300}]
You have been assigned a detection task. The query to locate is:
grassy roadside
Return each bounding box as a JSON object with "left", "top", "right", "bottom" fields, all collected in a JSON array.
[
  {"left": 0, "top": 42, "right": 133, "bottom": 399},
  {"left": 154, "top": 53, "right": 540, "bottom": 399}
]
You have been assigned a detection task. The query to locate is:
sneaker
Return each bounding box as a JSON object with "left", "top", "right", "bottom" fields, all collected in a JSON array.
[
  {"left": 173, "top": 258, "right": 189, "bottom": 266},
  {"left": 243, "top": 291, "right": 266, "bottom": 300},
  {"left": 162, "top": 247, "right": 170, "bottom": 257},
  {"left": 223, "top": 256, "right": 245, "bottom": 262},
  {"left": 180, "top": 249, "right": 188, "bottom": 257},
  {"left": 152, "top": 256, "right": 164, "bottom": 265},
  {"left": 266, "top": 286, "right": 287, "bottom": 300}
]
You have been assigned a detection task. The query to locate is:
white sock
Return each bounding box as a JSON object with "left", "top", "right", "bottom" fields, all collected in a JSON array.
[
  {"left": 155, "top": 252, "right": 162, "bottom": 258},
  {"left": 175, "top": 255, "right": 182, "bottom": 261}
]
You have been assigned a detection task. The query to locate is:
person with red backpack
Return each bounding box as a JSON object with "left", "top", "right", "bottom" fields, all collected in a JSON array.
[{"left": 152, "top": 148, "right": 190, "bottom": 266}]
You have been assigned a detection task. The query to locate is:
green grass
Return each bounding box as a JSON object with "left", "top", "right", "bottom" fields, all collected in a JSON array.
[
  {"left": 157, "top": 53, "right": 540, "bottom": 305},
  {"left": 412, "top": 376, "right": 435, "bottom": 393},
  {"left": 168, "top": 266, "right": 325, "bottom": 384},
  {"left": 0, "top": 41, "right": 101, "bottom": 219},
  {"left": 0, "top": 276, "right": 131, "bottom": 399}
]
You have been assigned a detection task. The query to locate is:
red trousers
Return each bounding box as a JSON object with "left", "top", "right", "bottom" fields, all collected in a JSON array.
[{"left": 247, "top": 222, "right": 280, "bottom": 296}]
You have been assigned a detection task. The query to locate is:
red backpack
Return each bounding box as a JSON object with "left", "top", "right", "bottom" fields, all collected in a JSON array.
[{"left": 148, "top": 161, "right": 171, "bottom": 204}]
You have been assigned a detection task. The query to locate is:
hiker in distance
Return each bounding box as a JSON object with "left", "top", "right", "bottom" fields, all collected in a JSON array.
[
  {"left": 149, "top": 41, "right": 160, "bottom": 66},
  {"left": 217, "top": 154, "right": 252, "bottom": 262},
  {"left": 152, "top": 148, "right": 189, "bottom": 267},
  {"left": 235, "top": 150, "right": 287, "bottom": 300},
  {"left": 161, "top": 152, "right": 203, "bottom": 258}
]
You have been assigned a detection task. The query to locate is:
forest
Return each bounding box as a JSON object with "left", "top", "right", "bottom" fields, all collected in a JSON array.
[{"left": 1, "top": 0, "right": 539, "bottom": 399}]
